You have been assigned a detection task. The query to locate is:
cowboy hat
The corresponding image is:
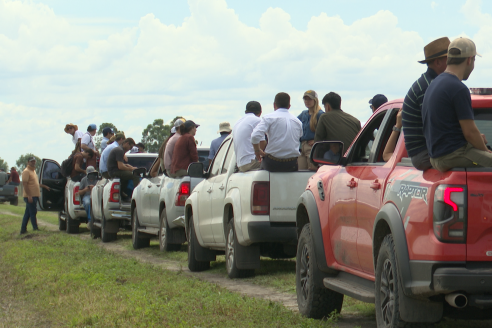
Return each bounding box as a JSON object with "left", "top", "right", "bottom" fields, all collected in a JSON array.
[{"left": 418, "top": 37, "right": 451, "bottom": 64}]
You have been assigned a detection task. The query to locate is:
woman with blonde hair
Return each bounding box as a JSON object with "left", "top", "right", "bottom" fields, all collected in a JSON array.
[{"left": 297, "top": 90, "right": 324, "bottom": 170}]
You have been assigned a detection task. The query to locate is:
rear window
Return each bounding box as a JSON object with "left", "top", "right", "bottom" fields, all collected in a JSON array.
[
  {"left": 198, "top": 150, "right": 210, "bottom": 170},
  {"left": 127, "top": 156, "right": 157, "bottom": 172},
  {"left": 474, "top": 108, "right": 492, "bottom": 150}
]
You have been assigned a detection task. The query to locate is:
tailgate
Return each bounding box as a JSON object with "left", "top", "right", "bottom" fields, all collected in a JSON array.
[
  {"left": 269, "top": 171, "right": 313, "bottom": 222},
  {"left": 466, "top": 169, "right": 492, "bottom": 261}
]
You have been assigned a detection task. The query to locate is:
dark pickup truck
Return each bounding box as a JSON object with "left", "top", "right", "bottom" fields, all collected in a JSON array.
[{"left": 0, "top": 173, "right": 18, "bottom": 205}]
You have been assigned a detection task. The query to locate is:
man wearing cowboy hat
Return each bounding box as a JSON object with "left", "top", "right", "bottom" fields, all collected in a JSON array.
[
  {"left": 402, "top": 37, "right": 450, "bottom": 170},
  {"left": 65, "top": 123, "right": 84, "bottom": 145},
  {"left": 208, "top": 122, "right": 232, "bottom": 167}
]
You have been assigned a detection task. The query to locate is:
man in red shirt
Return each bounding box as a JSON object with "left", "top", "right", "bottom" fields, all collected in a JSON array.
[
  {"left": 7, "top": 167, "right": 20, "bottom": 186},
  {"left": 171, "top": 120, "right": 199, "bottom": 177}
]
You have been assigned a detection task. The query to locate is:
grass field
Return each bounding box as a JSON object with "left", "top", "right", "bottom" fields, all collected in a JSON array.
[{"left": 0, "top": 209, "right": 336, "bottom": 327}]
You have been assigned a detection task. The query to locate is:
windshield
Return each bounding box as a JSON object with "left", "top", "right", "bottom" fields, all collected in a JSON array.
[
  {"left": 127, "top": 156, "right": 157, "bottom": 172},
  {"left": 474, "top": 108, "right": 492, "bottom": 150}
]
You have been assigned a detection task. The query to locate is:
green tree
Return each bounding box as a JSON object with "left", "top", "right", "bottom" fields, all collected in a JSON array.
[
  {"left": 0, "top": 157, "right": 8, "bottom": 171},
  {"left": 141, "top": 119, "right": 172, "bottom": 153},
  {"left": 95, "top": 123, "right": 123, "bottom": 150},
  {"left": 16, "top": 154, "right": 42, "bottom": 174}
]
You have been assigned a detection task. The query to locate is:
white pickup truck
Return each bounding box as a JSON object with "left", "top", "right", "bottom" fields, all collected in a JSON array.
[
  {"left": 90, "top": 153, "right": 157, "bottom": 242},
  {"left": 130, "top": 148, "right": 209, "bottom": 251},
  {"left": 38, "top": 159, "right": 88, "bottom": 233},
  {"left": 185, "top": 135, "right": 313, "bottom": 278}
]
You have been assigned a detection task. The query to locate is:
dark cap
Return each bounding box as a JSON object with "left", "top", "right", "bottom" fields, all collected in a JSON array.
[
  {"left": 27, "top": 156, "right": 36, "bottom": 162},
  {"left": 136, "top": 142, "right": 145, "bottom": 149},
  {"left": 246, "top": 101, "right": 262, "bottom": 114},
  {"left": 184, "top": 120, "right": 199, "bottom": 129},
  {"left": 369, "top": 94, "right": 388, "bottom": 111},
  {"left": 102, "top": 127, "right": 114, "bottom": 136},
  {"left": 87, "top": 124, "right": 97, "bottom": 132}
]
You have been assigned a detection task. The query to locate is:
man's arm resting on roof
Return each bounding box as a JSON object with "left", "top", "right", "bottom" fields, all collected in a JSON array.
[{"left": 460, "top": 119, "right": 490, "bottom": 152}]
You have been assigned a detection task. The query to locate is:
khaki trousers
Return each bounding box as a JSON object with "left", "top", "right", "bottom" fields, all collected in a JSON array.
[
  {"left": 166, "top": 169, "right": 177, "bottom": 178},
  {"left": 297, "top": 141, "right": 317, "bottom": 171},
  {"left": 173, "top": 169, "right": 188, "bottom": 178},
  {"left": 430, "top": 143, "right": 492, "bottom": 172},
  {"left": 238, "top": 159, "right": 261, "bottom": 172}
]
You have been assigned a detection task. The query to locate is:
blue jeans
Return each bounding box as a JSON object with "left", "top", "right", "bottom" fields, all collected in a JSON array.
[
  {"left": 82, "top": 194, "right": 91, "bottom": 222},
  {"left": 21, "top": 197, "right": 39, "bottom": 233}
]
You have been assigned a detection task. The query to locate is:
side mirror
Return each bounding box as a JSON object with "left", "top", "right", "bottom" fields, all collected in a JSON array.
[
  {"left": 188, "top": 162, "right": 204, "bottom": 178},
  {"left": 87, "top": 172, "right": 101, "bottom": 180},
  {"left": 133, "top": 167, "right": 147, "bottom": 178},
  {"left": 310, "top": 141, "right": 344, "bottom": 166}
]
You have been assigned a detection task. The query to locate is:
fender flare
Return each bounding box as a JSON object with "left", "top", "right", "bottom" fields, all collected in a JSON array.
[
  {"left": 297, "top": 190, "right": 335, "bottom": 274},
  {"left": 223, "top": 188, "right": 244, "bottom": 244},
  {"left": 373, "top": 202, "right": 412, "bottom": 296}
]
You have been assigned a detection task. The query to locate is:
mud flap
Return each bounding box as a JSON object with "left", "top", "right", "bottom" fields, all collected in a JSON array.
[
  {"left": 168, "top": 227, "right": 187, "bottom": 244},
  {"left": 399, "top": 287, "right": 443, "bottom": 323},
  {"left": 194, "top": 241, "right": 216, "bottom": 262},
  {"left": 236, "top": 243, "right": 260, "bottom": 270},
  {"left": 104, "top": 220, "right": 120, "bottom": 233}
]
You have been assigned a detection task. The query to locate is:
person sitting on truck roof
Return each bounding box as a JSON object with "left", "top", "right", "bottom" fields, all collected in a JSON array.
[
  {"left": 164, "top": 118, "right": 186, "bottom": 177},
  {"left": 65, "top": 123, "right": 84, "bottom": 145},
  {"left": 76, "top": 166, "right": 98, "bottom": 227},
  {"left": 402, "top": 37, "right": 450, "bottom": 170},
  {"left": 233, "top": 101, "right": 265, "bottom": 172},
  {"left": 100, "top": 127, "right": 114, "bottom": 153},
  {"left": 99, "top": 133, "right": 125, "bottom": 179},
  {"left": 422, "top": 37, "right": 490, "bottom": 172},
  {"left": 251, "top": 92, "right": 303, "bottom": 172},
  {"left": 71, "top": 149, "right": 95, "bottom": 182},
  {"left": 208, "top": 122, "right": 232, "bottom": 167},
  {"left": 7, "top": 167, "right": 20, "bottom": 186},
  {"left": 171, "top": 120, "right": 199, "bottom": 177},
  {"left": 298, "top": 90, "right": 324, "bottom": 171},
  {"left": 81, "top": 124, "right": 100, "bottom": 169},
  {"left": 314, "top": 92, "right": 361, "bottom": 156},
  {"left": 107, "top": 138, "right": 139, "bottom": 200}
]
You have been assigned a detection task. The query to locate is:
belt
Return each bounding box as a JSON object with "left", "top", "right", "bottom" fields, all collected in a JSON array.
[{"left": 266, "top": 154, "right": 297, "bottom": 162}]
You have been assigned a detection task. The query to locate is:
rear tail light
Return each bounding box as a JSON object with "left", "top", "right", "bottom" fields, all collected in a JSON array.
[
  {"left": 433, "top": 185, "right": 467, "bottom": 243},
  {"left": 14, "top": 187, "right": 18, "bottom": 196},
  {"left": 109, "top": 182, "right": 120, "bottom": 202},
  {"left": 251, "top": 182, "right": 269, "bottom": 215},
  {"left": 175, "top": 182, "right": 190, "bottom": 206},
  {"left": 73, "top": 186, "right": 80, "bottom": 205}
]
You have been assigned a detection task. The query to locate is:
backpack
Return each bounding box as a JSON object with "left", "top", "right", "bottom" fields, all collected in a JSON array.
[{"left": 61, "top": 155, "right": 75, "bottom": 178}]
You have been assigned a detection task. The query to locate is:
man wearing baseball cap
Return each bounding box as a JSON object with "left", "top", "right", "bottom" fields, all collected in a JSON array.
[
  {"left": 422, "top": 37, "right": 489, "bottom": 172},
  {"left": 81, "top": 124, "right": 100, "bottom": 168},
  {"left": 369, "top": 94, "right": 388, "bottom": 113},
  {"left": 402, "top": 37, "right": 450, "bottom": 170},
  {"left": 100, "top": 127, "right": 114, "bottom": 153},
  {"left": 164, "top": 118, "right": 186, "bottom": 177},
  {"left": 171, "top": 120, "right": 199, "bottom": 177},
  {"left": 208, "top": 122, "right": 232, "bottom": 167}
]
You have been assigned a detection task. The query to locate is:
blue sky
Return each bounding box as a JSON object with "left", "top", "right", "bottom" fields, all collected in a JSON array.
[{"left": 1, "top": 0, "right": 492, "bottom": 168}]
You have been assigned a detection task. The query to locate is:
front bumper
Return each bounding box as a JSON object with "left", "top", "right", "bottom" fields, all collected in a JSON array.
[{"left": 247, "top": 222, "right": 297, "bottom": 244}]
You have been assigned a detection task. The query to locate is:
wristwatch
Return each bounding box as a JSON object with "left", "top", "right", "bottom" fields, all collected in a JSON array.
[{"left": 392, "top": 126, "right": 401, "bottom": 132}]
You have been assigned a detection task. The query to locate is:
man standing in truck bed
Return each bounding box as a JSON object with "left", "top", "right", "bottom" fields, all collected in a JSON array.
[{"left": 107, "top": 138, "right": 139, "bottom": 201}]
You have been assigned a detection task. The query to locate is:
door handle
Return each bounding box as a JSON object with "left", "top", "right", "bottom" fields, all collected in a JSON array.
[
  {"left": 156, "top": 185, "right": 161, "bottom": 187},
  {"left": 370, "top": 179, "right": 381, "bottom": 190},
  {"left": 207, "top": 188, "right": 212, "bottom": 193},
  {"left": 219, "top": 185, "right": 225, "bottom": 190},
  {"left": 346, "top": 178, "right": 357, "bottom": 188}
]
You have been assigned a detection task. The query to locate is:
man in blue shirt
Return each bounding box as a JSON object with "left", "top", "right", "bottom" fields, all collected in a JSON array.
[
  {"left": 422, "top": 37, "right": 491, "bottom": 172},
  {"left": 208, "top": 122, "right": 232, "bottom": 167},
  {"left": 99, "top": 133, "right": 125, "bottom": 178}
]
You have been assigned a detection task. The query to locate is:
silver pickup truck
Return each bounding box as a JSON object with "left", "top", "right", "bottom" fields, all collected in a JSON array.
[{"left": 0, "top": 172, "right": 18, "bottom": 206}]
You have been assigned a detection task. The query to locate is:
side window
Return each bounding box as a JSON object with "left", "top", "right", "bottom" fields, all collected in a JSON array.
[
  {"left": 350, "top": 111, "right": 387, "bottom": 163},
  {"left": 376, "top": 108, "right": 401, "bottom": 162},
  {"left": 209, "top": 139, "right": 231, "bottom": 178},
  {"left": 43, "top": 161, "right": 62, "bottom": 179},
  {"left": 221, "top": 141, "right": 235, "bottom": 174}
]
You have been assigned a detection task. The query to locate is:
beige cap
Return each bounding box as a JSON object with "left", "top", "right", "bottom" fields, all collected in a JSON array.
[
  {"left": 303, "top": 90, "right": 318, "bottom": 100},
  {"left": 218, "top": 122, "right": 232, "bottom": 133},
  {"left": 448, "top": 37, "right": 481, "bottom": 58}
]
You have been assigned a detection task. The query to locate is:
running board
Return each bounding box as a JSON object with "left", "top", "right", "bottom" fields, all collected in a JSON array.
[
  {"left": 323, "top": 271, "right": 375, "bottom": 303},
  {"left": 137, "top": 227, "right": 159, "bottom": 235}
]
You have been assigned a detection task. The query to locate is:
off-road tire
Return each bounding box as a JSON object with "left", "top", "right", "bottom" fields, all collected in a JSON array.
[
  {"left": 58, "top": 211, "right": 66, "bottom": 231},
  {"left": 89, "top": 201, "right": 100, "bottom": 239},
  {"left": 296, "top": 224, "right": 343, "bottom": 319},
  {"left": 187, "top": 216, "right": 210, "bottom": 272},
  {"left": 101, "top": 212, "right": 117, "bottom": 243},
  {"left": 159, "top": 210, "right": 181, "bottom": 252},
  {"left": 10, "top": 198, "right": 18, "bottom": 206},
  {"left": 225, "top": 219, "right": 255, "bottom": 278},
  {"left": 375, "top": 234, "right": 427, "bottom": 328},
  {"left": 132, "top": 209, "right": 150, "bottom": 249}
]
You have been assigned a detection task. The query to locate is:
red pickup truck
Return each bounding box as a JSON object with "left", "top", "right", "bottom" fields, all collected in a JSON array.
[{"left": 296, "top": 89, "right": 492, "bottom": 326}]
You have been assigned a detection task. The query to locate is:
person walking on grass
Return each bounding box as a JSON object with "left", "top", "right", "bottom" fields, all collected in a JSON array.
[{"left": 20, "top": 157, "right": 50, "bottom": 235}]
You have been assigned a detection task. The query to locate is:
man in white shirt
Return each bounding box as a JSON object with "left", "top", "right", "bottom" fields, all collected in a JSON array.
[
  {"left": 65, "top": 123, "right": 84, "bottom": 145},
  {"left": 99, "top": 133, "right": 125, "bottom": 179},
  {"left": 81, "top": 124, "right": 100, "bottom": 168},
  {"left": 251, "top": 92, "right": 303, "bottom": 172},
  {"left": 233, "top": 101, "right": 265, "bottom": 172}
]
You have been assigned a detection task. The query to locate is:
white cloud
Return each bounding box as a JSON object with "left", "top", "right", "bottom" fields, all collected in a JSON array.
[
  {"left": 2, "top": 0, "right": 491, "bottom": 168},
  {"left": 431, "top": 2, "right": 438, "bottom": 9}
]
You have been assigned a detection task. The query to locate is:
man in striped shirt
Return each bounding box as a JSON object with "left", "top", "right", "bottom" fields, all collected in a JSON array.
[{"left": 402, "top": 37, "right": 450, "bottom": 170}]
